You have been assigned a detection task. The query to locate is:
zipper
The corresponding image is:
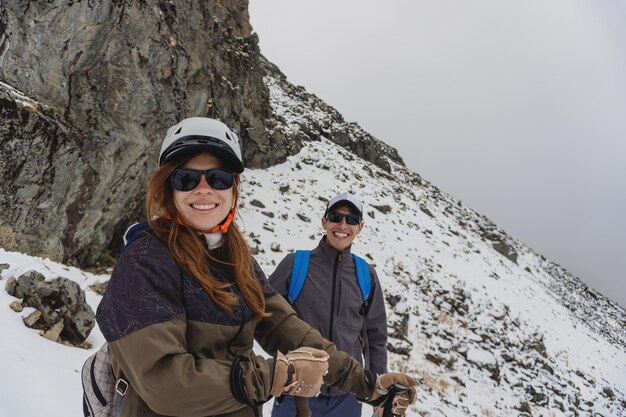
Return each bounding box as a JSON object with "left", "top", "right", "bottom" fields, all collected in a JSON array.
[
  {"left": 328, "top": 253, "right": 339, "bottom": 342},
  {"left": 336, "top": 254, "right": 344, "bottom": 314},
  {"left": 326, "top": 253, "right": 340, "bottom": 397}
]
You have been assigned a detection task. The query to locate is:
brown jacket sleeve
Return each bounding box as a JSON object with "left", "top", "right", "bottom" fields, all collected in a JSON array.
[
  {"left": 108, "top": 317, "right": 273, "bottom": 417},
  {"left": 255, "top": 294, "right": 374, "bottom": 399}
]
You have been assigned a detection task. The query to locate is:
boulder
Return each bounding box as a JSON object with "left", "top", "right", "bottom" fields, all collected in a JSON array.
[{"left": 15, "top": 270, "right": 95, "bottom": 345}]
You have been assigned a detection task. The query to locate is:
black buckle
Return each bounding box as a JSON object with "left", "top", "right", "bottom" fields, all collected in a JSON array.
[{"left": 115, "top": 378, "right": 129, "bottom": 396}]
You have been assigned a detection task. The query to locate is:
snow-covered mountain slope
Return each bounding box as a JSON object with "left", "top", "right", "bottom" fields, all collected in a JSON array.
[
  {"left": 1, "top": 131, "right": 624, "bottom": 416},
  {"left": 1, "top": 73, "right": 625, "bottom": 417},
  {"left": 239, "top": 137, "right": 625, "bottom": 417}
]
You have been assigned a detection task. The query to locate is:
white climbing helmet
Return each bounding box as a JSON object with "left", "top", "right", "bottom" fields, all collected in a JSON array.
[{"left": 159, "top": 117, "right": 244, "bottom": 173}]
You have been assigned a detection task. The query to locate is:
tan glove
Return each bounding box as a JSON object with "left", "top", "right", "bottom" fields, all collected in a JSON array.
[
  {"left": 270, "top": 347, "right": 329, "bottom": 397},
  {"left": 387, "top": 391, "right": 414, "bottom": 416},
  {"left": 368, "top": 372, "right": 418, "bottom": 416}
]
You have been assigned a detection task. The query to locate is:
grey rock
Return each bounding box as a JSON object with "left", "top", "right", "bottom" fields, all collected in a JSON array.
[
  {"left": 40, "top": 321, "right": 64, "bottom": 342},
  {"left": 480, "top": 227, "right": 519, "bottom": 264},
  {"left": 250, "top": 199, "right": 266, "bottom": 209},
  {"left": 15, "top": 270, "right": 95, "bottom": 345},
  {"left": 420, "top": 206, "right": 435, "bottom": 218},
  {"left": 88, "top": 281, "right": 108, "bottom": 296},
  {"left": 0, "top": 1, "right": 406, "bottom": 267},
  {"left": 0, "top": 1, "right": 273, "bottom": 265},
  {"left": 602, "top": 387, "right": 615, "bottom": 399},
  {"left": 9, "top": 300, "right": 23, "bottom": 312},
  {"left": 23, "top": 309, "right": 42, "bottom": 327},
  {"left": 372, "top": 204, "right": 392, "bottom": 214},
  {"left": 389, "top": 313, "right": 409, "bottom": 339},
  {"left": 387, "top": 338, "right": 412, "bottom": 356},
  {"left": 518, "top": 402, "right": 533, "bottom": 414},
  {"left": 425, "top": 353, "right": 444, "bottom": 365},
  {"left": 296, "top": 213, "right": 310, "bottom": 223},
  {"left": 492, "top": 241, "right": 519, "bottom": 264},
  {"left": 385, "top": 294, "right": 402, "bottom": 308},
  {"left": 526, "top": 385, "right": 549, "bottom": 406},
  {"left": 5, "top": 276, "right": 18, "bottom": 297}
]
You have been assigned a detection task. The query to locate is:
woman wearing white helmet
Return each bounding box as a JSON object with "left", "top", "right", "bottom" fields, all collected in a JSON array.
[{"left": 96, "top": 117, "right": 418, "bottom": 417}]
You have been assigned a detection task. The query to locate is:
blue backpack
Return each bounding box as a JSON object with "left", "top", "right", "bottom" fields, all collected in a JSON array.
[
  {"left": 287, "top": 250, "right": 375, "bottom": 369},
  {"left": 287, "top": 250, "right": 372, "bottom": 314}
]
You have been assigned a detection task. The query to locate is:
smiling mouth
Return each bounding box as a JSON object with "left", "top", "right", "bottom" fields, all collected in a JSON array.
[
  {"left": 191, "top": 203, "right": 217, "bottom": 210},
  {"left": 333, "top": 231, "right": 350, "bottom": 238}
]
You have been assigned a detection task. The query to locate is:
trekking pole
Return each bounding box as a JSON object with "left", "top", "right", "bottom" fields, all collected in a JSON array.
[
  {"left": 294, "top": 396, "right": 311, "bottom": 417},
  {"left": 370, "top": 384, "right": 410, "bottom": 417}
]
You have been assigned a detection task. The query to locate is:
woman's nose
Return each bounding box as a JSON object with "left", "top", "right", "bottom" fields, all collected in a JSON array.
[{"left": 193, "top": 175, "right": 213, "bottom": 193}]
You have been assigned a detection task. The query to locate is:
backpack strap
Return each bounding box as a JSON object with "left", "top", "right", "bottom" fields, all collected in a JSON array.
[
  {"left": 114, "top": 375, "right": 128, "bottom": 417},
  {"left": 287, "top": 250, "right": 311, "bottom": 304},
  {"left": 118, "top": 221, "right": 152, "bottom": 258},
  {"left": 353, "top": 254, "right": 371, "bottom": 305},
  {"left": 286, "top": 249, "right": 376, "bottom": 370},
  {"left": 353, "top": 254, "right": 374, "bottom": 371}
]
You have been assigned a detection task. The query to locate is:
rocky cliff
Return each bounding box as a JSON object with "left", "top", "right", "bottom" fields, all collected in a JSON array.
[{"left": 0, "top": 0, "right": 401, "bottom": 266}]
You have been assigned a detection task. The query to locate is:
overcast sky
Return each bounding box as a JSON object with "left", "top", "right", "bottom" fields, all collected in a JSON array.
[{"left": 248, "top": 0, "right": 626, "bottom": 308}]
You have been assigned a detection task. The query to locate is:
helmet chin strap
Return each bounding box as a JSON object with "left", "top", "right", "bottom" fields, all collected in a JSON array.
[
  {"left": 208, "top": 210, "right": 235, "bottom": 234},
  {"left": 163, "top": 209, "right": 235, "bottom": 233}
]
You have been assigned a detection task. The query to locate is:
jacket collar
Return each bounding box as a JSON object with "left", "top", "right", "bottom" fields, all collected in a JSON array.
[{"left": 317, "top": 236, "right": 352, "bottom": 261}]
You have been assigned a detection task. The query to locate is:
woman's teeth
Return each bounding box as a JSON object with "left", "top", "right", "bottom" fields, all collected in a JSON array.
[
  {"left": 333, "top": 232, "right": 349, "bottom": 238},
  {"left": 192, "top": 204, "right": 217, "bottom": 210}
]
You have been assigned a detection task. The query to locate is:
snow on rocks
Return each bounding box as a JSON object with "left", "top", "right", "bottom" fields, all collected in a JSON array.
[
  {"left": 0, "top": 80, "right": 44, "bottom": 112},
  {"left": 6, "top": 269, "right": 95, "bottom": 346},
  {"left": 465, "top": 348, "right": 496, "bottom": 367}
]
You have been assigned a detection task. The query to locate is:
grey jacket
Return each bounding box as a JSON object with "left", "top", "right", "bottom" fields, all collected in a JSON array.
[{"left": 269, "top": 238, "right": 388, "bottom": 396}]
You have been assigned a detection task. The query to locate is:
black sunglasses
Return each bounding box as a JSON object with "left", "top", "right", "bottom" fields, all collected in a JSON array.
[
  {"left": 170, "top": 168, "right": 235, "bottom": 191},
  {"left": 326, "top": 211, "right": 361, "bottom": 226}
]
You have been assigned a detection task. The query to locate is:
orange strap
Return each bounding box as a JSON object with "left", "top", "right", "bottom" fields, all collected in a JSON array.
[
  {"left": 209, "top": 210, "right": 235, "bottom": 234},
  {"left": 163, "top": 209, "right": 235, "bottom": 233}
]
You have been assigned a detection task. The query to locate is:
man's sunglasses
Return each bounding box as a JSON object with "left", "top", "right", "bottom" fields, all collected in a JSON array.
[
  {"left": 326, "top": 211, "right": 362, "bottom": 226},
  {"left": 170, "top": 168, "right": 235, "bottom": 191}
]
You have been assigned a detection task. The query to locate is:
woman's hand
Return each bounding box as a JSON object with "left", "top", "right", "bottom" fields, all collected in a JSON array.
[
  {"left": 367, "top": 372, "right": 419, "bottom": 416},
  {"left": 270, "top": 347, "right": 329, "bottom": 397}
]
